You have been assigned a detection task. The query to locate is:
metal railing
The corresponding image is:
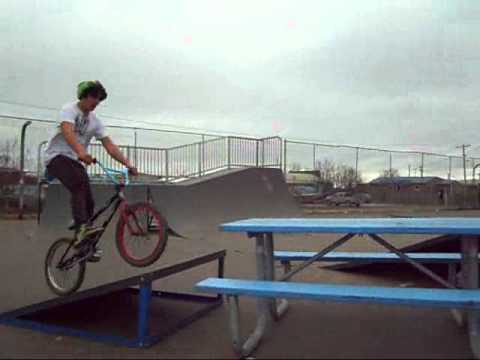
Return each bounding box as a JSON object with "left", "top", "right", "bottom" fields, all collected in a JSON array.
[
  {"left": 202, "top": 137, "right": 229, "bottom": 175},
  {"left": 228, "top": 136, "right": 260, "bottom": 168},
  {"left": 261, "top": 137, "right": 283, "bottom": 168},
  {"left": 83, "top": 136, "right": 282, "bottom": 182}
]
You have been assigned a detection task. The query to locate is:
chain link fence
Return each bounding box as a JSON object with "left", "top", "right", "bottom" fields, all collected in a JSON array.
[
  {"left": 3, "top": 114, "right": 480, "bottom": 185},
  {"left": 283, "top": 139, "right": 480, "bottom": 183}
]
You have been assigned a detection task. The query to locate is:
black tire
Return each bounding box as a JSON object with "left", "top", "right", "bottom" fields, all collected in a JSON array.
[
  {"left": 116, "top": 202, "right": 168, "bottom": 267},
  {"left": 45, "top": 238, "right": 86, "bottom": 296}
]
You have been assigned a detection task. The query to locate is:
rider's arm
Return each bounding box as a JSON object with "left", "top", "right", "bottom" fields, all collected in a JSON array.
[
  {"left": 61, "top": 122, "right": 87, "bottom": 157},
  {"left": 101, "top": 136, "right": 133, "bottom": 168}
]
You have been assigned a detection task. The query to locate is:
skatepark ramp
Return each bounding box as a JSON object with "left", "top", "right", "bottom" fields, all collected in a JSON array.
[{"left": 0, "top": 166, "right": 300, "bottom": 346}]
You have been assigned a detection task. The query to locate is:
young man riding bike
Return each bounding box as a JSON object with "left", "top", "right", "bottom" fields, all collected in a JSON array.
[{"left": 44, "top": 81, "right": 138, "bottom": 260}]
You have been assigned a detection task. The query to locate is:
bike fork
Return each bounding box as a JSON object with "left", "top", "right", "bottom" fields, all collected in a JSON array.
[{"left": 121, "top": 206, "right": 146, "bottom": 237}]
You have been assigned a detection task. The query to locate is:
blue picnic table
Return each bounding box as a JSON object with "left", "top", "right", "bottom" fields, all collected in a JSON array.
[{"left": 196, "top": 217, "right": 480, "bottom": 357}]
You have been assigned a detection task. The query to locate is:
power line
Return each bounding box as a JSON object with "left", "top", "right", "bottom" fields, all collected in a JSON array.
[
  {"left": 0, "top": 99, "right": 60, "bottom": 112},
  {"left": 5, "top": 99, "right": 480, "bottom": 149},
  {"left": 3, "top": 99, "right": 480, "bottom": 160},
  {"left": 0, "top": 99, "right": 257, "bottom": 138},
  {"left": 0, "top": 114, "right": 55, "bottom": 124},
  {"left": 0, "top": 113, "right": 255, "bottom": 139}
]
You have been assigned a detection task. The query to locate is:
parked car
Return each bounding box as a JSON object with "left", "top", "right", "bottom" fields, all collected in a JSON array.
[
  {"left": 291, "top": 185, "right": 325, "bottom": 204},
  {"left": 324, "top": 192, "right": 371, "bottom": 207},
  {"left": 297, "top": 192, "right": 326, "bottom": 204},
  {"left": 354, "top": 192, "right": 372, "bottom": 204}
]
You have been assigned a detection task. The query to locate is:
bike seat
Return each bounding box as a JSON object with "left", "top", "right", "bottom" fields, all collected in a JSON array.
[{"left": 43, "top": 169, "right": 56, "bottom": 184}]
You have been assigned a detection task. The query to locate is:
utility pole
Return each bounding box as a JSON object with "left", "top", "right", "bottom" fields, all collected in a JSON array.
[
  {"left": 312, "top": 144, "right": 316, "bottom": 170},
  {"left": 448, "top": 156, "right": 452, "bottom": 181},
  {"left": 457, "top": 144, "right": 471, "bottom": 184},
  {"left": 408, "top": 164, "right": 411, "bottom": 177},
  {"left": 355, "top": 147, "right": 359, "bottom": 184},
  {"left": 389, "top": 153, "right": 392, "bottom": 177},
  {"left": 420, "top": 153, "right": 424, "bottom": 178},
  {"left": 457, "top": 144, "right": 471, "bottom": 208}
]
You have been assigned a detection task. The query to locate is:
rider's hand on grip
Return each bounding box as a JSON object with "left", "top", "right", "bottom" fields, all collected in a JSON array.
[
  {"left": 78, "top": 153, "right": 95, "bottom": 165},
  {"left": 128, "top": 166, "right": 139, "bottom": 176}
]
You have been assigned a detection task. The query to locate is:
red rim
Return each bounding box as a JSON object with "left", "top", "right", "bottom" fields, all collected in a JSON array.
[{"left": 116, "top": 203, "right": 167, "bottom": 266}]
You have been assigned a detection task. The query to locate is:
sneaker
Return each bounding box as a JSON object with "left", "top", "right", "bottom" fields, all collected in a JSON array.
[
  {"left": 87, "top": 247, "right": 103, "bottom": 263},
  {"left": 68, "top": 220, "right": 76, "bottom": 231},
  {"left": 73, "top": 224, "right": 104, "bottom": 249}
]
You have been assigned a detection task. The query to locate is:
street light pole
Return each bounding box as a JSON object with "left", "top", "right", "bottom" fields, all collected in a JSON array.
[{"left": 19, "top": 121, "right": 32, "bottom": 219}]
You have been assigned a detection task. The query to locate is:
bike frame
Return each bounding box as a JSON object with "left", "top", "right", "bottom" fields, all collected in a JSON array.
[{"left": 56, "top": 162, "right": 139, "bottom": 268}]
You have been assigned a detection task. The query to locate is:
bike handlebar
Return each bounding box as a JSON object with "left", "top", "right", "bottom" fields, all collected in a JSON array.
[{"left": 93, "top": 159, "right": 130, "bottom": 186}]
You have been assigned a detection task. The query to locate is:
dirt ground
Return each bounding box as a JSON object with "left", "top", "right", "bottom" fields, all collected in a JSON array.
[{"left": 1, "top": 205, "right": 479, "bottom": 359}]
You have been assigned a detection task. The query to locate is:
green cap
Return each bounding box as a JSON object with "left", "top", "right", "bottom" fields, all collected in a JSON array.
[{"left": 77, "top": 80, "right": 107, "bottom": 101}]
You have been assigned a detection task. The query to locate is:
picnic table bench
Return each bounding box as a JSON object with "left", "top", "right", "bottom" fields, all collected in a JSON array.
[{"left": 195, "top": 218, "right": 480, "bottom": 357}]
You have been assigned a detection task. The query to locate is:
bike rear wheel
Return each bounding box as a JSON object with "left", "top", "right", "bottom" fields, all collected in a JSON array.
[
  {"left": 45, "top": 238, "right": 86, "bottom": 296},
  {"left": 116, "top": 202, "right": 168, "bottom": 267}
]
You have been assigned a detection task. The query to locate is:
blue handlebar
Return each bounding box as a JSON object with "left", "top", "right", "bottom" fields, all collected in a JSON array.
[{"left": 94, "top": 160, "right": 129, "bottom": 186}]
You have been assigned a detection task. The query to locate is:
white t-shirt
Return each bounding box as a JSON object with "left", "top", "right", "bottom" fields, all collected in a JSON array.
[{"left": 44, "top": 102, "right": 107, "bottom": 165}]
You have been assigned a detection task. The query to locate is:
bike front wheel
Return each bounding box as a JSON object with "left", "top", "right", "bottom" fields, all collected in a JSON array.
[
  {"left": 45, "top": 238, "right": 86, "bottom": 296},
  {"left": 116, "top": 202, "right": 168, "bottom": 267}
]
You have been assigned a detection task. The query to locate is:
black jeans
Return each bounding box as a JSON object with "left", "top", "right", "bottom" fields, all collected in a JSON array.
[{"left": 46, "top": 155, "right": 94, "bottom": 228}]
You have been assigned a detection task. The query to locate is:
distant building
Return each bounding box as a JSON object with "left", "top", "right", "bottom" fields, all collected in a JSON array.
[
  {"left": 356, "top": 176, "right": 465, "bottom": 206},
  {"left": 286, "top": 170, "right": 333, "bottom": 196}
]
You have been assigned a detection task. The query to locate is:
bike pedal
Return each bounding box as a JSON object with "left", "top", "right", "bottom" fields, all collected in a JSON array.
[{"left": 87, "top": 249, "right": 103, "bottom": 263}]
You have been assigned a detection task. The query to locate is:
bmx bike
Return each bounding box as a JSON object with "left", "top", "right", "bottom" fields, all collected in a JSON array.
[{"left": 45, "top": 160, "right": 168, "bottom": 296}]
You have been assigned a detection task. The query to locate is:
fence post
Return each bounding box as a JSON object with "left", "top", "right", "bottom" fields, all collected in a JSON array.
[
  {"left": 134, "top": 129, "right": 138, "bottom": 168},
  {"left": 283, "top": 139, "right": 287, "bottom": 175},
  {"left": 37, "top": 141, "right": 48, "bottom": 182},
  {"left": 255, "top": 140, "right": 259, "bottom": 167},
  {"left": 198, "top": 141, "right": 202, "bottom": 177},
  {"left": 262, "top": 138, "right": 265, "bottom": 167},
  {"left": 165, "top": 149, "right": 169, "bottom": 183},
  {"left": 279, "top": 137, "right": 283, "bottom": 170},
  {"left": 227, "top": 137, "right": 231, "bottom": 169},
  {"left": 18, "top": 121, "right": 32, "bottom": 219}
]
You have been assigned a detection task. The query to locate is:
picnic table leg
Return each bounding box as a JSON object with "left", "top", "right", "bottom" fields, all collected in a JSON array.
[
  {"left": 256, "top": 233, "right": 275, "bottom": 331},
  {"left": 462, "top": 235, "right": 480, "bottom": 358},
  {"left": 227, "top": 233, "right": 275, "bottom": 357},
  {"left": 449, "top": 263, "right": 466, "bottom": 328},
  {"left": 264, "top": 233, "right": 289, "bottom": 319}
]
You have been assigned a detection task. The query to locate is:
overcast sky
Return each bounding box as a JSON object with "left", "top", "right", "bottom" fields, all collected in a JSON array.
[{"left": 1, "top": 0, "right": 480, "bottom": 178}]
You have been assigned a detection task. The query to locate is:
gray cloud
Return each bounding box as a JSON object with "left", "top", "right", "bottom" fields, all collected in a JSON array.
[{"left": 1, "top": 0, "right": 480, "bottom": 179}]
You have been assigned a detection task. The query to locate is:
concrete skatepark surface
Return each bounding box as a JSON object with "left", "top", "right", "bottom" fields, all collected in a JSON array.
[
  {"left": 0, "top": 168, "right": 477, "bottom": 358},
  {"left": 0, "top": 167, "right": 300, "bottom": 315}
]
